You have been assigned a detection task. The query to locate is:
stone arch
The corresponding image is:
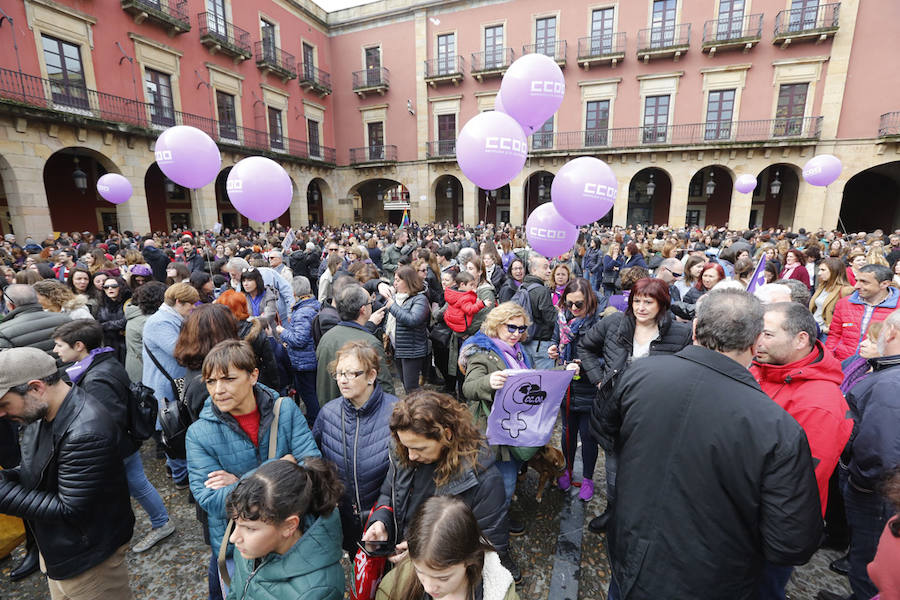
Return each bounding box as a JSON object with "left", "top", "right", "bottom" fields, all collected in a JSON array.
[
  {"left": 754, "top": 163, "right": 802, "bottom": 229},
  {"left": 431, "top": 174, "right": 463, "bottom": 224},
  {"left": 686, "top": 164, "right": 734, "bottom": 227},
  {"left": 43, "top": 146, "right": 123, "bottom": 233},
  {"left": 213, "top": 166, "right": 247, "bottom": 231},
  {"left": 144, "top": 162, "right": 194, "bottom": 232},
  {"left": 627, "top": 167, "right": 671, "bottom": 227},
  {"left": 477, "top": 184, "right": 510, "bottom": 224},
  {"left": 523, "top": 170, "right": 555, "bottom": 216},
  {"left": 839, "top": 160, "right": 900, "bottom": 233},
  {"left": 347, "top": 178, "right": 410, "bottom": 225}
]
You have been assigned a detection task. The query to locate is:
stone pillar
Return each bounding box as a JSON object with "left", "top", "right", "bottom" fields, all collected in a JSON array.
[
  {"left": 289, "top": 174, "right": 311, "bottom": 227},
  {"left": 116, "top": 178, "right": 151, "bottom": 234},
  {"left": 612, "top": 171, "right": 630, "bottom": 227},
  {"left": 667, "top": 173, "right": 690, "bottom": 229},
  {"left": 727, "top": 186, "right": 752, "bottom": 231},
  {"left": 462, "top": 179, "right": 478, "bottom": 226},
  {"left": 820, "top": 178, "right": 848, "bottom": 232},
  {"left": 410, "top": 164, "right": 433, "bottom": 223},
  {"left": 1, "top": 153, "right": 54, "bottom": 238},
  {"left": 508, "top": 172, "right": 526, "bottom": 227}
]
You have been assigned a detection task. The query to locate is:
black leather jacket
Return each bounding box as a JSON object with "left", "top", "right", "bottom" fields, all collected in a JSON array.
[{"left": 0, "top": 386, "right": 134, "bottom": 579}]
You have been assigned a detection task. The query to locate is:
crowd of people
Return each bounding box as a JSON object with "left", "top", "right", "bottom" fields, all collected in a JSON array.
[{"left": 0, "top": 219, "right": 899, "bottom": 600}]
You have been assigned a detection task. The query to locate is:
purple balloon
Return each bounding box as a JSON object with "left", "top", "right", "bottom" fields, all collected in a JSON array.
[
  {"left": 802, "top": 154, "right": 842, "bottom": 187},
  {"left": 499, "top": 53, "right": 565, "bottom": 130},
  {"left": 226, "top": 157, "right": 292, "bottom": 222},
  {"left": 456, "top": 111, "right": 528, "bottom": 190},
  {"left": 96, "top": 173, "right": 132, "bottom": 205},
  {"left": 526, "top": 203, "right": 578, "bottom": 258},
  {"left": 494, "top": 91, "right": 536, "bottom": 136},
  {"left": 155, "top": 126, "right": 222, "bottom": 189},
  {"left": 551, "top": 157, "right": 617, "bottom": 226},
  {"left": 734, "top": 174, "right": 757, "bottom": 194}
]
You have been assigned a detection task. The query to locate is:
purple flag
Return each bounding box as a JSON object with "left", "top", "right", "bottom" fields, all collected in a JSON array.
[
  {"left": 746, "top": 255, "right": 768, "bottom": 294},
  {"left": 486, "top": 369, "right": 575, "bottom": 447}
]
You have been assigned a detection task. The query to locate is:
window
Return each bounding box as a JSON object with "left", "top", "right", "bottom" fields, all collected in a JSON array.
[
  {"left": 532, "top": 116, "right": 554, "bottom": 150},
  {"left": 643, "top": 95, "right": 670, "bottom": 143},
  {"left": 368, "top": 121, "right": 384, "bottom": 160},
  {"left": 206, "top": 0, "right": 226, "bottom": 38},
  {"left": 302, "top": 43, "right": 315, "bottom": 80},
  {"left": 145, "top": 68, "right": 175, "bottom": 127},
  {"left": 307, "top": 118, "right": 320, "bottom": 157},
  {"left": 437, "top": 114, "right": 456, "bottom": 155},
  {"left": 590, "top": 8, "right": 615, "bottom": 54},
  {"left": 216, "top": 90, "right": 237, "bottom": 139},
  {"left": 774, "top": 83, "right": 808, "bottom": 136},
  {"left": 585, "top": 100, "right": 610, "bottom": 146},
  {"left": 705, "top": 89, "right": 735, "bottom": 140},
  {"left": 650, "top": 0, "right": 677, "bottom": 48},
  {"left": 268, "top": 107, "right": 283, "bottom": 149},
  {"left": 260, "top": 19, "right": 276, "bottom": 61},
  {"left": 716, "top": 0, "right": 745, "bottom": 40},
  {"left": 535, "top": 17, "right": 557, "bottom": 57},
  {"left": 686, "top": 209, "right": 701, "bottom": 227},
  {"left": 789, "top": 0, "right": 820, "bottom": 32},
  {"left": 365, "top": 47, "right": 382, "bottom": 86},
  {"left": 437, "top": 33, "right": 456, "bottom": 75},
  {"left": 484, "top": 25, "right": 504, "bottom": 68},
  {"left": 42, "top": 35, "right": 88, "bottom": 110}
]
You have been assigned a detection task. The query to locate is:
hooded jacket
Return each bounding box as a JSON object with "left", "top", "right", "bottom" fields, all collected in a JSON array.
[
  {"left": 826, "top": 287, "right": 900, "bottom": 361},
  {"left": 226, "top": 509, "right": 344, "bottom": 600},
  {"left": 443, "top": 288, "right": 485, "bottom": 333},
  {"left": 280, "top": 296, "right": 321, "bottom": 372},
  {"left": 751, "top": 341, "right": 853, "bottom": 512}
]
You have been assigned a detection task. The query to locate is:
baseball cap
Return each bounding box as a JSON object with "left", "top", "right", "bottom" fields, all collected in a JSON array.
[{"left": 0, "top": 348, "right": 58, "bottom": 398}]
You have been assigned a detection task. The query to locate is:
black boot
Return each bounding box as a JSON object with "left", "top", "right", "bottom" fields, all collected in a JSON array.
[
  {"left": 828, "top": 554, "right": 850, "bottom": 576},
  {"left": 499, "top": 551, "right": 522, "bottom": 584},
  {"left": 588, "top": 509, "right": 611, "bottom": 534},
  {"left": 9, "top": 526, "right": 38, "bottom": 582}
]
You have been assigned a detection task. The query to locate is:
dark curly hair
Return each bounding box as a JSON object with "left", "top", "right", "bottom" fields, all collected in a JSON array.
[{"left": 132, "top": 280, "right": 166, "bottom": 316}]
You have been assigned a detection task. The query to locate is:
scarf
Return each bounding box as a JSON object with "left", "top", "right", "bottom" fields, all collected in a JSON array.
[
  {"left": 781, "top": 262, "right": 799, "bottom": 278},
  {"left": 247, "top": 290, "right": 265, "bottom": 317},
  {"left": 557, "top": 311, "right": 589, "bottom": 363},
  {"left": 385, "top": 292, "right": 410, "bottom": 346},
  {"left": 66, "top": 347, "right": 115, "bottom": 384},
  {"left": 492, "top": 337, "right": 529, "bottom": 370},
  {"left": 552, "top": 285, "right": 566, "bottom": 307}
]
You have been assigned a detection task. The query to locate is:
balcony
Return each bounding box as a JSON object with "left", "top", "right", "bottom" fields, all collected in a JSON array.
[
  {"left": 425, "top": 140, "right": 456, "bottom": 160},
  {"left": 298, "top": 63, "right": 332, "bottom": 97},
  {"left": 424, "top": 56, "right": 465, "bottom": 87},
  {"left": 702, "top": 14, "right": 763, "bottom": 55},
  {"left": 255, "top": 41, "right": 296, "bottom": 83},
  {"left": 470, "top": 48, "right": 515, "bottom": 80},
  {"left": 198, "top": 12, "right": 251, "bottom": 62},
  {"left": 352, "top": 68, "right": 389, "bottom": 98},
  {"left": 349, "top": 145, "right": 398, "bottom": 166},
  {"left": 774, "top": 3, "right": 840, "bottom": 47},
  {"left": 522, "top": 41, "right": 567, "bottom": 66},
  {"left": 577, "top": 33, "right": 627, "bottom": 69},
  {"left": 637, "top": 24, "right": 691, "bottom": 62},
  {"left": 879, "top": 112, "right": 900, "bottom": 139},
  {"left": 121, "top": 0, "right": 189, "bottom": 36},
  {"left": 0, "top": 67, "right": 335, "bottom": 165}
]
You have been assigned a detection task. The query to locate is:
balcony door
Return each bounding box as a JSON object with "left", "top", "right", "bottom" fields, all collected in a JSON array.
[
  {"left": 705, "top": 89, "right": 735, "bottom": 140},
  {"left": 716, "top": 0, "right": 745, "bottom": 40},
  {"left": 651, "top": 0, "right": 677, "bottom": 47},
  {"left": 261, "top": 19, "right": 276, "bottom": 61},
  {"left": 307, "top": 119, "right": 321, "bottom": 157},
  {"left": 302, "top": 43, "right": 315, "bottom": 80},
  {"left": 365, "top": 47, "right": 382, "bottom": 86},
  {"left": 535, "top": 17, "right": 557, "bottom": 57},
  {"left": 268, "top": 107, "right": 283, "bottom": 150},
  {"left": 437, "top": 33, "right": 455, "bottom": 75},
  {"left": 368, "top": 122, "right": 384, "bottom": 160},
  {"left": 145, "top": 68, "right": 175, "bottom": 127},
  {"left": 206, "top": 0, "right": 226, "bottom": 38},
  {"left": 42, "top": 35, "right": 89, "bottom": 110},
  {"left": 532, "top": 116, "right": 554, "bottom": 150},
  {"left": 484, "top": 25, "right": 503, "bottom": 69},
  {"left": 437, "top": 114, "right": 456, "bottom": 155},
  {"left": 643, "top": 95, "right": 669, "bottom": 143},
  {"left": 585, "top": 100, "right": 610, "bottom": 147},
  {"left": 590, "top": 8, "right": 615, "bottom": 54},
  {"left": 775, "top": 83, "right": 808, "bottom": 136},
  {"left": 789, "top": 0, "right": 820, "bottom": 32}
]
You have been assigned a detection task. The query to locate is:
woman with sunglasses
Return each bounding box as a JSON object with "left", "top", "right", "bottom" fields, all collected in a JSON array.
[
  {"left": 96, "top": 275, "right": 132, "bottom": 363},
  {"left": 578, "top": 277, "right": 692, "bottom": 534}
]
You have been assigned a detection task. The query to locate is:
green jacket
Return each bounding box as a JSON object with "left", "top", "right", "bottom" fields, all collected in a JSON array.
[
  {"left": 315, "top": 322, "right": 395, "bottom": 407},
  {"left": 226, "top": 510, "right": 344, "bottom": 600},
  {"left": 376, "top": 552, "right": 518, "bottom": 600}
]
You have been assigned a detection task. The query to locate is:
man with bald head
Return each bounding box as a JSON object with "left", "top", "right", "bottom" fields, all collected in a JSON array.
[{"left": 0, "top": 284, "right": 71, "bottom": 352}]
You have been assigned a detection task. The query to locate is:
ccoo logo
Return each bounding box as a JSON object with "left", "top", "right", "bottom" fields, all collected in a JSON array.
[
  {"left": 155, "top": 149, "right": 173, "bottom": 163},
  {"left": 803, "top": 166, "right": 821, "bottom": 177},
  {"left": 485, "top": 136, "right": 527, "bottom": 156},
  {"left": 97, "top": 184, "right": 110, "bottom": 192},
  {"left": 529, "top": 226, "right": 570, "bottom": 240},
  {"left": 584, "top": 182, "right": 617, "bottom": 200},
  {"left": 226, "top": 179, "right": 243, "bottom": 192},
  {"left": 529, "top": 80, "right": 565, "bottom": 97}
]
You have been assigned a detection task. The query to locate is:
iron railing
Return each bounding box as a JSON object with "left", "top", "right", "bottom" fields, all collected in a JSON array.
[
  {"left": 424, "top": 56, "right": 465, "bottom": 78},
  {"left": 426, "top": 140, "right": 456, "bottom": 158},
  {"left": 879, "top": 112, "right": 900, "bottom": 137},
  {"left": 120, "top": 0, "right": 189, "bottom": 29},
  {"left": 775, "top": 2, "right": 840, "bottom": 36},
  {"left": 298, "top": 63, "right": 332, "bottom": 92},
  {"left": 523, "top": 40, "right": 567, "bottom": 62},
  {"left": 470, "top": 48, "right": 515, "bottom": 72},
  {"left": 254, "top": 41, "right": 296, "bottom": 77},
  {"left": 352, "top": 68, "right": 390, "bottom": 90},
  {"left": 350, "top": 145, "right": 398, "bottom": 164},
  {"left": 702, "top": 13, "right": 764, "bottom": 44},
  {"left": 198, "top": 12, "right": 252, "bottom": 57},
  {"left": 0, "top": 67, "right": 335, "bottom": 163},
  {"left": 637, "top": 23, "right": 691, "bottom": 52},
  {"left": 577, "top": 33, "right": 627, "bottom": 59}
]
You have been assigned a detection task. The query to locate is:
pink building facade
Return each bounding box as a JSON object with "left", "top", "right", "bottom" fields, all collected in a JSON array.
[{"left": 0, "top": 0, "right": 898, "bottom": 236}]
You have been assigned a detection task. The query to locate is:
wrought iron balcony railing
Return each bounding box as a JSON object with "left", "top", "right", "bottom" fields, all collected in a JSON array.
[
  {"left": 470, "top": 48, "right": 515, "bottom": 73},
  {"left": 424, "top": 56, "right": 465, "bottom": 79},
  {"left": 352, "top": 68, "right": 390, "bottom": 91},
  {"left": 425, "top": 140, "right": 457, "bottom": 158},
  {"left": 879, "top": 112, "right": 900, "bottom": 137},
  {"left": 254, "top": 41, "right": 296, "bottom": 80},
  {"left": 637, "top": 23, "right": 691, "bottom": 53},
  {"left": 121, "top": 0, "right": 190, "bottom": 33},
  {"left": 522, "top": 40, "right": 567, "bottom": 63},
  {"left": 198, "top": 12, "right": 252, "bottom": 59},
  {"left": 702, "top": 13, "right": 763, "bottom": 45},
  {"left": 775, "top": 2, "right": 840, "bottom": 37},
  {"left": 298, "top": 63, "right": 332, "bottom": 95},
  {"left": 0, "top": 67, "right": 335, "bottom": 164},
  {"left": 349, "top": 145, "right": 398, "bottom": 165},
  {"left": 577, "top": 33, "right": 627, "bottom": 60}
]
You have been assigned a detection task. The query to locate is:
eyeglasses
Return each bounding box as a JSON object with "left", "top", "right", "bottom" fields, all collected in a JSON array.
[
  {"left": 505, "top": 324, "right": 528, "bottom": 334},
  {"left": 103, "top": 284, "right": 119, "bottom": 290},
  {"left": 565, "top": 300, "right": 584, "bottom": 310},
  {"left": 335, "top": 370, "right": 365, "bottom": 381},
  {"left": 664, "top": 266, "right": 683, "bottom": 278}
]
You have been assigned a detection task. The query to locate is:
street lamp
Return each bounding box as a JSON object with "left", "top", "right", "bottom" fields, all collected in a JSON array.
[
  {"left": 645, "top": 172, "right": 656, "bottom": 198},
  {"left": 376, "top": 188, "right": 384, "bottom": 203},
  {"left": 769, "top": 170, "right": 782, "bottom": 196},
  {"left": 705, "top": 170, "right": 716, "bottom": 198},
  {"left": 72, "top": 157, "right": 87, "bottom": 194},
  {"left": 311, "top": 186, "right": 320, "bottom": 202}
]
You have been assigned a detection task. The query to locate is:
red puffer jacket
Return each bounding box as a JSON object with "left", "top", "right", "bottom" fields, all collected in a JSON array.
[
  {"left": 826, "top": 288, "right": 900, "bottom": 361},
  {"left": 751, "top": 341, "right": 853, "bottom": 514},
  {"left": 443, "top": 288, "right": 485, "bottom": 333}
]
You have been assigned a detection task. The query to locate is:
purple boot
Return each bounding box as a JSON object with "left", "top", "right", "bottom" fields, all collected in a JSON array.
[
  {"left": 579, "top": 478, "right": 595, "bottom": 501},
  {"left": 558, "top": 470, "right": 572, "bottom": 491}
]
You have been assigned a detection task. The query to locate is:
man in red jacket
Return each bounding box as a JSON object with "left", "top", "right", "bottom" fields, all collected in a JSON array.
[
  {"left": 826, "top": 264, "right": 899, "bottom": 361},
  {"left": 752, "top": 301, "right": 853, "bottom": 600}
]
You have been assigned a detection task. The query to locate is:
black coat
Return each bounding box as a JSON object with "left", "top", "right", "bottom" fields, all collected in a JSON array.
[
  {"left": 521, "top": 275, "right": 556, "bottom": 341},
  {"left": 605, "top": 346, "right": 822, "bottom": 599},
  {"left": 74, "top": 351, "right": 140, "bottom": 457},
  {"left": 96, "top": 298, "right": 128, "bottom": 363},
  {"left": 0, "top": 305, "right": 71, "bottom": 352},
  {"left": 142, "top": 245, "right": 170, "bottom": 282},
  {"left": 0, "top": 387, "right": 134, "bottom": 580},
  {"left": 237, "top": 320, "right": 280, "bottom": 390}
]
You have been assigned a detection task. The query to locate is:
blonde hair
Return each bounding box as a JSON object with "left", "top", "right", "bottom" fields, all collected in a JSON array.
[
  {"left": 866, "top": 247, "right": 889, "bottom": 267},
  {"left": 164, "top": 281, "right": 200, "bottom": 306},
  {"left": 480, "top": 302, "right": 531, "bottom": 341}
]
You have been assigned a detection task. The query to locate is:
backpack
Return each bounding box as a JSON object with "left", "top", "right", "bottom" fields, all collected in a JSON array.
[
  {"left": 127, "top": 381, "right": 160, "bottom": 442},
  {"left": 510, "top": 283, "right": 541, "bottom": 338}
]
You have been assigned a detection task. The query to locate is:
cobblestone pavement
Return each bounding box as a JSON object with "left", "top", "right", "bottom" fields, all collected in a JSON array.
[{"left": 0, "top": 413, "right": 854, "bottom": 600}]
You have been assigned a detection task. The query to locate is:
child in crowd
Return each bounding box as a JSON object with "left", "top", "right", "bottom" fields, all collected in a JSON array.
[{"left": 443, "top": 272, "right": 486, "bottom": 334}]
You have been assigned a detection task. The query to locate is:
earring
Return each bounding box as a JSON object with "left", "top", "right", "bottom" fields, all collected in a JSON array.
[{"left": 368, "top": 381, "right": 375, "bottom": 386}]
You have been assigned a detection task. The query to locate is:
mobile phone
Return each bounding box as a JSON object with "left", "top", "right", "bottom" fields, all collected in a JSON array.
[{"left": 357, "top": 540, "right": 395, "bottom": 557}]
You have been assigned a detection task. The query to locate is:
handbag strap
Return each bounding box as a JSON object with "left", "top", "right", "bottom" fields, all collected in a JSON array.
[
  {"left": 145, "top": 346, "right": 180, "bottom": 401},
  {"left": 219, "top": 395, "right": 283, "bottom": 587}
]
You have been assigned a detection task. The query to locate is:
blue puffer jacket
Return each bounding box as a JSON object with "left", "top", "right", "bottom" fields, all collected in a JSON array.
[
  {"left": 312, "top": 384, "right": 398, "bottom": 547},
  {"left": 281, "top": 296, "right": 320, "bottom": 372},
  {"left": 388, "top": 292, "right": 430, "bottom": 359},
  {"left": 185, "top": 384, "right": 321, "bottom": 556}
]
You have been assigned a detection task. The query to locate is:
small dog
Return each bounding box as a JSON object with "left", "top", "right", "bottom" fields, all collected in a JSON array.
[{"left": 519, "top": 445, "right": 566, "bottom": 503}]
